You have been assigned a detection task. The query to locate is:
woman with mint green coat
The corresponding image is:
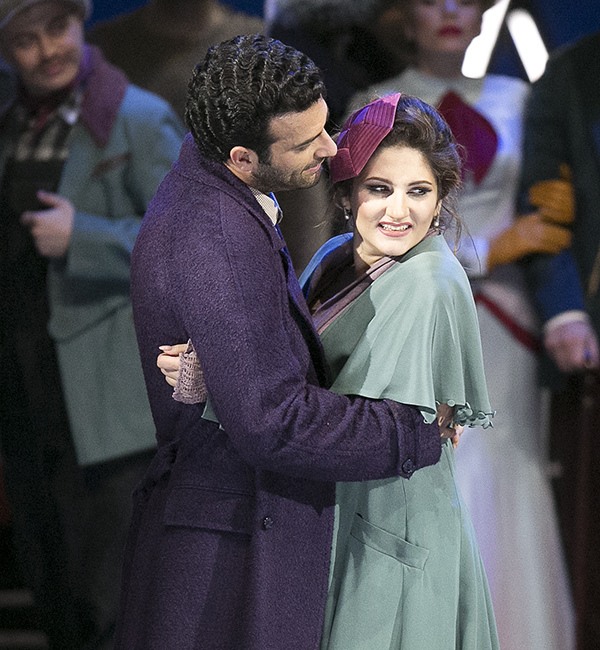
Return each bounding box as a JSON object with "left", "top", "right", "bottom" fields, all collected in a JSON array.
[{"left": 301, "top": 93, "right": 497, "bottom": 649}]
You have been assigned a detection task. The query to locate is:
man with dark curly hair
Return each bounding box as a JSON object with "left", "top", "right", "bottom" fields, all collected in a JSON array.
[{"left": 117, "top": 34, "right": 450, "bottom": 649}]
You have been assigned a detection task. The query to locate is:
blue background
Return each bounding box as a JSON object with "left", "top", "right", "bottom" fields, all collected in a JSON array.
[
  {"left": 86, "top": 1, "right": 600, "bottom": 81},
  {"left": 87, "top": 1, "right": 600, "bottom": 48},
  {"left": 88, "top": 0, "right": 264, "bottom": 25}
]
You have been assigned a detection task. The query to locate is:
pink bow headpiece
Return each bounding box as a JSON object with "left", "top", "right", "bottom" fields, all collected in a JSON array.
[{"left": 329, "top": 93, "right": 402, "bottom": 184}]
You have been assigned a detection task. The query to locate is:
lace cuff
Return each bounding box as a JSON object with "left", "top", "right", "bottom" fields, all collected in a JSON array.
[
  {"left": 172, "top": 339, "right": 207, "bottom": 404},
  {"left": 447, "top": 400, "right": 495, "bottom": 429}
]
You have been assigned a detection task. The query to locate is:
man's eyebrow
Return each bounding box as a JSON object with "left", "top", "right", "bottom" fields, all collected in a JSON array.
[
  {"left": 292, "top": 132, "right": 321, "bottom": 150},
  {"left": 292, "top": 109, "right": 330, "bottom": 150}
]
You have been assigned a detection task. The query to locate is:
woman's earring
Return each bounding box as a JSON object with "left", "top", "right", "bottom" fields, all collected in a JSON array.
[
  {"left": 432, "top": 214, "right": 440, "bottom": 228},
  {"left": 344, "top": 207, "right": 352, "bottom": 221}
]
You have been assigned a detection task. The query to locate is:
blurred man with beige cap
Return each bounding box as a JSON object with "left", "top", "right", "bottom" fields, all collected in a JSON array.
[
  {"left": 0, "top": 1, "right": 184, "bottom": 647},
  {"left": 0, "top": 0, "right": 90, "bottom": 28}
]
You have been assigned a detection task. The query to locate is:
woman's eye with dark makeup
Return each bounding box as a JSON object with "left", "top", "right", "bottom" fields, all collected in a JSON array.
[
  {"left": 410, "top": 186, "right": 433, "bottom": 197},
  {"left": 365, "top": 183, "right": 390, "bottom": 195}
]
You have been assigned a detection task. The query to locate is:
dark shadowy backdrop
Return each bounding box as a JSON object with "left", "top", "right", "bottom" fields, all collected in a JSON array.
[
  {"left": 86, "top": 1, "right": 600, "bottom": 82},
  {"left": 88, "top": 0, "right": 263, "bottom": 26}
]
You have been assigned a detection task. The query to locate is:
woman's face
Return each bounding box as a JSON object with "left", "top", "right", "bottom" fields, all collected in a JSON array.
[
  {"left": 344, "top": 145, "right": 441, "bottom": 268},
  {"left": 409, "top": 0, "right": 484, "bottom": 61}
]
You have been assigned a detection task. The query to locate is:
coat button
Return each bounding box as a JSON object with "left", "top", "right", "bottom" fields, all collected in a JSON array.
[
  {"left": 402, "top": 458, "right": 415, "bottom": 475},
  {"left": 262, "top": 516, "right": 274, "bottom": 530}
]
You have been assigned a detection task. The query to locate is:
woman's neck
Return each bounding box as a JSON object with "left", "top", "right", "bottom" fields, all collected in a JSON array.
[
  {"left": 353, "top": 245, "right": 374, "bottom": 278},
  {"left": 417, "top": 51, "right": 466, "bottom": 79}
]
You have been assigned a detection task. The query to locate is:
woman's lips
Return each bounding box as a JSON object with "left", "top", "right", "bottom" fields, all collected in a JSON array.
[
  {"left": 378, "top": 222, "right": 412, "bottom": 237},
  {"left": 438, "top": 26, "right": 462, "bottom": 37}
]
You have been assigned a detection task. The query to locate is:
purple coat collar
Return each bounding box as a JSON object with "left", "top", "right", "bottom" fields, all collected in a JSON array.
[
  {"left": 173, "top": 134, "right": 331, "bottom": 388},
  {"left": 78, "top": 44, "right": 129, "bottom": 148},
  {"left": 174, "top": 134, "right": 288, "bottom": 253}
]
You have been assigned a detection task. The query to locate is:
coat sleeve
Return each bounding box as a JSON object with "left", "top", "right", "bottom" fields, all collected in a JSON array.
[
  {"left": 148, "top": 190, "right": 442, "bottom": 483},
  {"left": 65, "top": 92, "right": 185, "bottom": 284},
  {"left": 518, "top": 48, "right": 586, "bottom": 321}
]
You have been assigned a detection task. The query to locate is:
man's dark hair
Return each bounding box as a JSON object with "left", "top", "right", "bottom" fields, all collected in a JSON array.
[{"left": 185, "top": 34, "right": 326, "bottom": 163}]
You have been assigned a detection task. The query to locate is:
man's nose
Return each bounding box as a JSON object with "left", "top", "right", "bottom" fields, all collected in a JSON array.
[
  {"left": 38, "top": 34, "right": 60, "bottom": 59},
  {"left": 316, "top": 131, "right": 337, "bottom": 159}
]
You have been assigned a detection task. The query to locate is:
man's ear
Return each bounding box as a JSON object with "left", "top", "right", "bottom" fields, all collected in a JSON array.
[{"left": 226, "top": 146, "right": 260, "bottom": 179}]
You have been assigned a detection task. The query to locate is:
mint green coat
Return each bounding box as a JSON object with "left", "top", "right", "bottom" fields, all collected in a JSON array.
[{"left": 303, "top": 235, "right": 499, "bottom": 649}]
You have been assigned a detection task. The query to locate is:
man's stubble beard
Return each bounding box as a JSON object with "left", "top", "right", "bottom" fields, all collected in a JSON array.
[{"left": 250, "top": 160, "right": 323, "bottom": 194}]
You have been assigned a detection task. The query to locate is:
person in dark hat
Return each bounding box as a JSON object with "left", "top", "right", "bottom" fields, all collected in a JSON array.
[
  {"left": 0, "top": 1, "right": 184, "bottom": 647},
  {"left": 519, "top": 29, "right": 600, "bottom": 650}
]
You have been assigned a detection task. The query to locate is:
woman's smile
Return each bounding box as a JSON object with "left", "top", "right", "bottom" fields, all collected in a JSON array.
[{"left": 378, "top": 221, "right": 413, "bottom": 235}]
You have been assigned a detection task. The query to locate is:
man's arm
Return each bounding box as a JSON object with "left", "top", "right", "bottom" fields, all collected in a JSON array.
[
  {"left": 44, "top": 95, "right": 184, "bottom": 281},
  {"left": 157, "top": 343, "right": 460, "bottom": 443},
  {"left": 519, "top": 47, "right": 599, "bottom": 372}
]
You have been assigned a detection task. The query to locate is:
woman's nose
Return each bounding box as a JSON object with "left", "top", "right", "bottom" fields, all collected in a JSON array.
[{"left": 387, "top": 193, "right": 408, "bottom": 218}]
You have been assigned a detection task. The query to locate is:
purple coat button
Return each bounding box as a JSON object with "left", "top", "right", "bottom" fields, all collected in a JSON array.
[{"left": 402, "top": 458, "right": 415, "bottom": 475}]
